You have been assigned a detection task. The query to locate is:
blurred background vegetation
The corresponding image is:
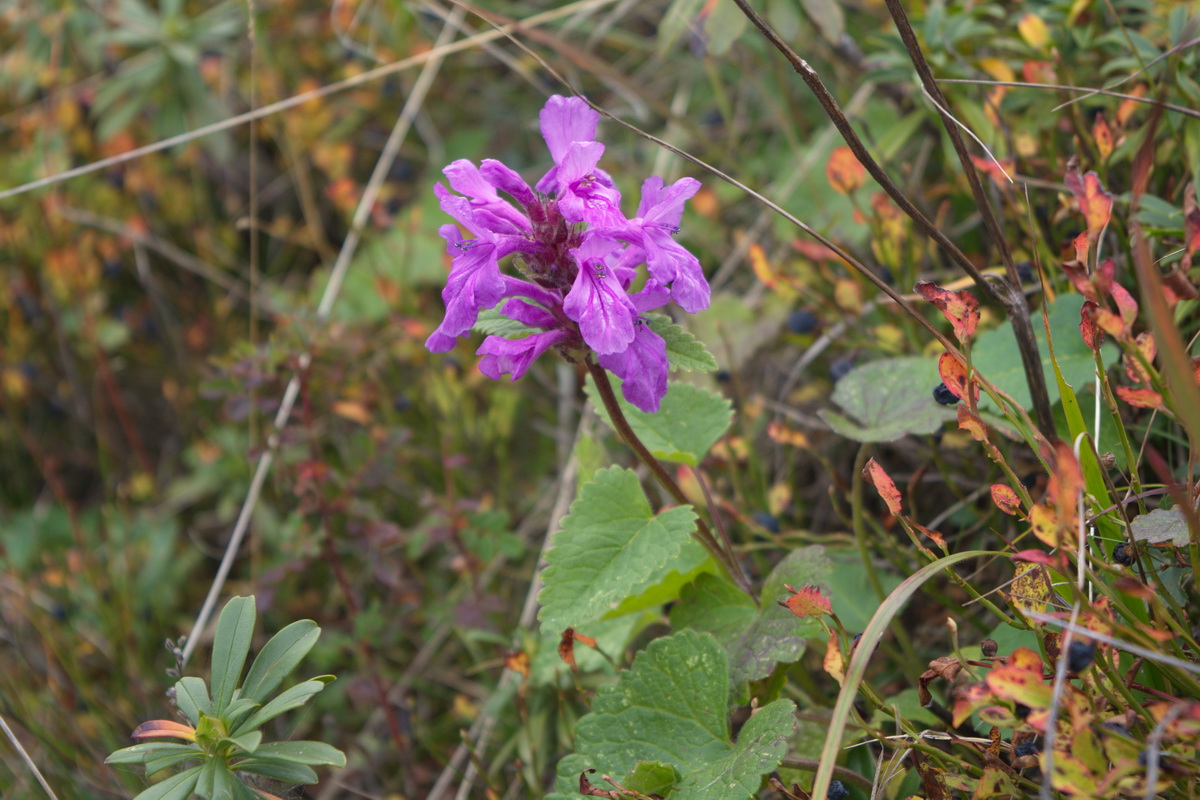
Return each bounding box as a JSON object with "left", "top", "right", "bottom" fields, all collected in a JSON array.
[{"left": 1, "top": 0, "right": 1198, "bottom": 798}]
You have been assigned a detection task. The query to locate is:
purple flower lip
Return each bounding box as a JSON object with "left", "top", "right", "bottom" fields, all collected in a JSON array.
[{"left": 424, "top": 95, "right": 711, "bottom": 413}]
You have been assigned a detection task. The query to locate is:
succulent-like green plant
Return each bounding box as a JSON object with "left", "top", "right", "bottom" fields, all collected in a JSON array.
[{"left": 106, "top": 596, "right": 345, "bottom": 800}]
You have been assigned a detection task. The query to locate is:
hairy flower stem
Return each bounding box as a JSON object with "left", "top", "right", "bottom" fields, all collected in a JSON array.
[
  {"left": 730, "top": 0, "right": 1055, "bottom": 439},
  {"left": 586, "top": 360, "right": 754, "bottom": 597}
]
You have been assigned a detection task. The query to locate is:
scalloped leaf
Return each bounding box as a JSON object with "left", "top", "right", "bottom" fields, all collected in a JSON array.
[
  {"left": 644, "top": 314, "right": 719, "bottom": 372},
  {"left": 538, "top": 467, "right": 704, "bottom": 633},
  {"left": 1130, "top": 507, "right": 1190, "bottom": 546},
  {"left": 586, "top": 378, "right": 731, "bottom": 466},
  {"left": 819, "top": 356, "right": 957, "bottom": 442},
  {"left": 670, "top": 546, "right": 831, "bottom": 690},
  {"left": 555, "top": 630, "right": 796, "bottom": 799}
]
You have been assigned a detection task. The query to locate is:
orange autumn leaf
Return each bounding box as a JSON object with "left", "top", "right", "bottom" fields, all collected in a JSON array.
[
  {"left": 971, "top": 154, "right": 1014, "bottom": 188},
  {"left": 823, "top": 633, "right": 845, "bottom": 684},
  {"left": 991, "top": 484, "right": 1023, "bottom": 516},
  {"left": 132, "top": 720, "right": 197, "bottom": 742},
  {"left": 863, "top": 458, "right": 903, "bottom": 516},
  {"left": 1123, "top": 331, "right": 1156, "bottom": 385},
  {"left": 1117, "top": 84, "right": 1146, "bottom": 126},
  {"left": 767, "top": 421, "right": 809, "bottom": 448},
  {"left": 748, "top": 242, "right": 778, "bottom": 290},
  {"left": 558, "top": 628, "right": 579, "bottom": 671},
  {"left": 1115, "top": 386, "right": 1165, "bottom": 410},
  {"left": 1080, "top": 301, "right": 1103, "bottom": 350},
  {"left": 958, "top": 404, "right": 989, "bottom": 442},
  {"left": 939, "top": 352, "right": 978, "bottom": 405},
  {"left": 1064, "top": 165, "right": 1113, "bottom": 242},
  {"left": 1046, "top": 441, "right": 1084, "bottom": 515},
  {"left": 503, "top": 650, "right": 531, "bottom": 678},
  {"left": 781, "top": 584, "right": 832, "bottom": 618},
  {"left": 826, "top": 146, "right": 866, "bottom": 195},
  {"left": 916, "top": 280, "right": 981, "bottom": 342}
]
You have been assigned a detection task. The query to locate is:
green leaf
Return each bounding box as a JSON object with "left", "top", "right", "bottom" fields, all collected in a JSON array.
[
  {"left": 645, "top": 314, "right": 719, "bottom": 372},
  {"left": 586, "top": 378, "right": 732, "bottom": 466},
  {"left": 1130, "top": 507, "right": 1190, "bottom": 546},
  {"left": 538, "top": 467, "right": 704, "bottom": 633},
  {"left": 819, "top": 356, "right": 957, "bottom": 442},
  {"left": 173, "top": 677, "right": 210, "bottom": 726},
  {"left": 703, "top": 0, "right": 748, "bottom": 55},
  {"left": 472, "top": 306, "right": 535, "bottom": 338},
  {"left": 530, "top": 612, "right": 654, "bottom": 687},
  {"left": 800, "top": 0, "right": 845, "bottom": 44},
  {"left": 622, "top": 761, "right": 681, "bottom": 797},
  {"left": 670, "top": 546, "right": 832, "bottom": 689},
  {"left": 826, "top": 549, "right": 903, "bottom": 632},
  {"left": 144, "top": 750, "right": 204, "bottom": 777},
  {"left": 210, "top": 596, "right": 256, "bottom": 715},
  {"left": 232, "top": 678, "right": 331, "bottom": 736},
  {"left": 657, "top": 0, "right": 706, "bottom": 56},
  {"left": 240, "top": 620, "right": 320, "bottom": 703},
  {"left": 221, "top": 731, "right": 262, "bottom": 755},
  {"left": 130, "top": 765, "right": 203, "bottom": 800},
  {"left": 195, "top": 756, "right": 222, "bottom": 799},
  {"left": 250, "top": 741, "right": 347, "bottom": 767},
  {"left": 972, "top": 297, "right": 1107, "bottom": 414},
  {"left": 106, "top": 743, "right": 198, "bottom": 765},
  {"left": 232, "top": 758, "right": 319, "bottom": 785},
  {"left": 555, "top": 630, "right": 796, "bottom": 799}
]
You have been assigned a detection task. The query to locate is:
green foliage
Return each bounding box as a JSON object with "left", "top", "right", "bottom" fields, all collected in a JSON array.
[
  {"left": 538, "top": 467, "right": 707, "bottom": 633},
  {"left": 819, "top": 355, "right": 958, "bottom": 442},
  {"left": 105, "top": 597, "right": 343, "bottom": 800},
  {"left": 586, "top": 378, "right": 732, "bottom": 466},
  {"left": 554, "top": 630, "right": 796, "bottom": 799}
]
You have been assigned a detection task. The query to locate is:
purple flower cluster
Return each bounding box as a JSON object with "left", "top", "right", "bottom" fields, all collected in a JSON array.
[{"left": 424, "top": 95, "right": 710, "bottom": 413}]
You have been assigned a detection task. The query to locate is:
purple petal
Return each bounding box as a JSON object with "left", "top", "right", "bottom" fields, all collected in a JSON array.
[
  {"left": 629, "top": 279, "right": 671, "bottom": 312},
  {"left": 540, "top": 95, "right": 599, "bottom": 165},
  {"left": 563, "top": 237, "right": 637, "bottom": 354},
  {"left": 442, "top": 162, "right": 530, "bottom": 234},
  {"left": 479, "top": 159, "right": 536, "bottom": 209},
  {"left": 556, "top": 142, "right": 625, "bottom": 228},
  {"left": 597, "top": 323, "right": 669, "bottom": 413},
  {"left": 477, "top": 329, "right": 568, "bottom": 381},
  {"left": 636, "top": 176, "right": 700, "bottom": 226},
  {"left": 500, "top": 298, "right": 558, "bottom": 328},
  {"left": 645, "top": 232, "right": 709, "bottom": 313},
  {"left": 425, "top": 226, "right": 506, "bottom": 348}
]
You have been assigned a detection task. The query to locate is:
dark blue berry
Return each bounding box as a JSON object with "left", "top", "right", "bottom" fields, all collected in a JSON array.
[
  {"left": 1016, "top": 261, "right": 1034, "bottom": 284},
  {"left": 830, "top": 356, "right": 855, "bottom": 382},
  {"left": 786, "top": 309, "right": 818, "bottom": 335},
  {"left": 1014, "top": 741, "right": 1039, "bottom": 757},
  {"left": 933, "top": 382, "right": 959, "bottom": 405},
  {"left": 715, "top": 369, "right": 732, "bottom": 384},
  {"left": 1113, "top": 543, "right": 1134, "bottom": 566},
  {"left": 751, "top": 511, "right": 780, "bottom": 534},
  {"left": 827, "top": 780, "right": 850, "bottom": 800},
  {"left": 877, "top": 267, "right": 895, "bottom": 286},
  {"left": 1014, "top": 703, "right": 1031, "bottom": 719},
  {"left": 1067, "top": 640, "right": 1095, "bottom": 672}
]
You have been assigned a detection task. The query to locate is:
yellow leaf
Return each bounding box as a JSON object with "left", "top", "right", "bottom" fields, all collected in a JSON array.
[
  {"left": 824, "top": 634, "right": 845, "bottom": 684},
  {"left": 1017, "top": 13, "right": 1050, "bottom": 51},
  {"left": 333, "top": 400, "right": 372, "bottom": 425}
]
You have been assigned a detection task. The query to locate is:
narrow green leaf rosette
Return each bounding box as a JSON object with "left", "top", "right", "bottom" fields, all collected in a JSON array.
[
  {"left": 130, "top": 765, "right": 203, "bottom": 800},
  {"left": 239, "top": 619, "right": 320, "bottom": 703},
  {"left": 555, "top": 630, "right": 796, "bottom": 800},
  {"left": 251, "top": 740, "right": 348, "bottom": 767},
  {"left": 586, "top": 378, "right": 732, "bottom": 466},
  {"left": 209, "top": 596, "right": 256, "bottom": 714},
  {"left": 173, "top": 677, "right": 211, "bottom": 726},
  {"left": 671, "top": 546, "right": 832, "bottom": 691},
  {"left": 538, "top": 467, "right": 707, "bottom": 634}
]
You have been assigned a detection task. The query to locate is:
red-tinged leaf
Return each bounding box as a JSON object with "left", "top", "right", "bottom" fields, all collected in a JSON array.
[
  {"left": 939, "top": 352, "right": 978, "bottom": 405},
  {"left": 1115, "top": 386, "right": 1165, "bottom": 410},
  {"left": 1080, "top": 301, "right": 1104, "bottom": 350},
  {"left": 781, "top": 584, "right": 832, "bottom": 618},
  {"left": 957, "top": 404, "right": 988, "bottom": 442},
  {"left": 748, "top": 243, "right": 778, "bottom": 290},
  {"left": 1093, "top": 113, "right": 1113, "bottom": 161},
  {"left": 991, "top": 484, "right": 1023, "bottom": 516},
  {"left": 1022, "top": 60, "right": 1056, "bottom": 83},
  {"left": 987, "top": 665, "right": 1053, "bottom": 710},
  {"left": 826, "top": 146, "right": 866, "bottom": 195},
  {"left": 791, "top": 239, "right": 838, "bottom": 261},
  {"left": 1072, "top": 231, "right": 1089, "bottom": 264},
  {"left": 863, "top": 458, "right": 902, "bottom": 516},
  {"left": 558, "top": 628, "right": 579, "bottom": 672},
  {"left": 1012, "top": 549, "right": 1057, "bottom": 565},
  {"left": 1117, "top": 84, "right": 1147, "bottom": 125},
  {"left": 978, "top": 705, "right": 1021, "bottom": 727},
  {"left": 1062, "top": 260, "right": 1094, "bottom": 301},
  {"left": 1111, "top": 283, "right": 1138, "bottom": 326},
  {"left": 132, "top": 720, "right": 197, "bottom": 742},
  {"left": 1007, "top": 646, "right": 1044, "bottom": 672},
  {"left": 1047, "top": 441, "right": 1083, "bottom": 515},
  {"left": 1064, "top": 166, "right": 1113, "bottom": 241},
  {"left": 1093, "top": 307, "right": 1126, "bottom": 338},
  {"left": 1113, "top": 576, "right": 1155, "bottom": 599},
  {"left": 971, "top": 155, "right": 1014, "bottom": 188},
  {"left": 910, "top": 519, "right": 947, "bottom": 549},
  {"left": 1185, "top": 185, "right": 1200, "bottom": 261},
  {"left": 574, "top": 631, "right": 598, "bottom": 648},
  {"left": 1123, "top": 331, "right": 1156, "bottom": 384},
  {"left": 916, "top": 281, "right": 981, "bottom": 342},
  {"left": 952, "top": 682, "right": 993, "bottom": 727},
  {"left": 579, "top": 770, "right": 613, "bottom": 798},
  {"left": 504, "top": 650, "right": 531, "bottom": 678}
]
